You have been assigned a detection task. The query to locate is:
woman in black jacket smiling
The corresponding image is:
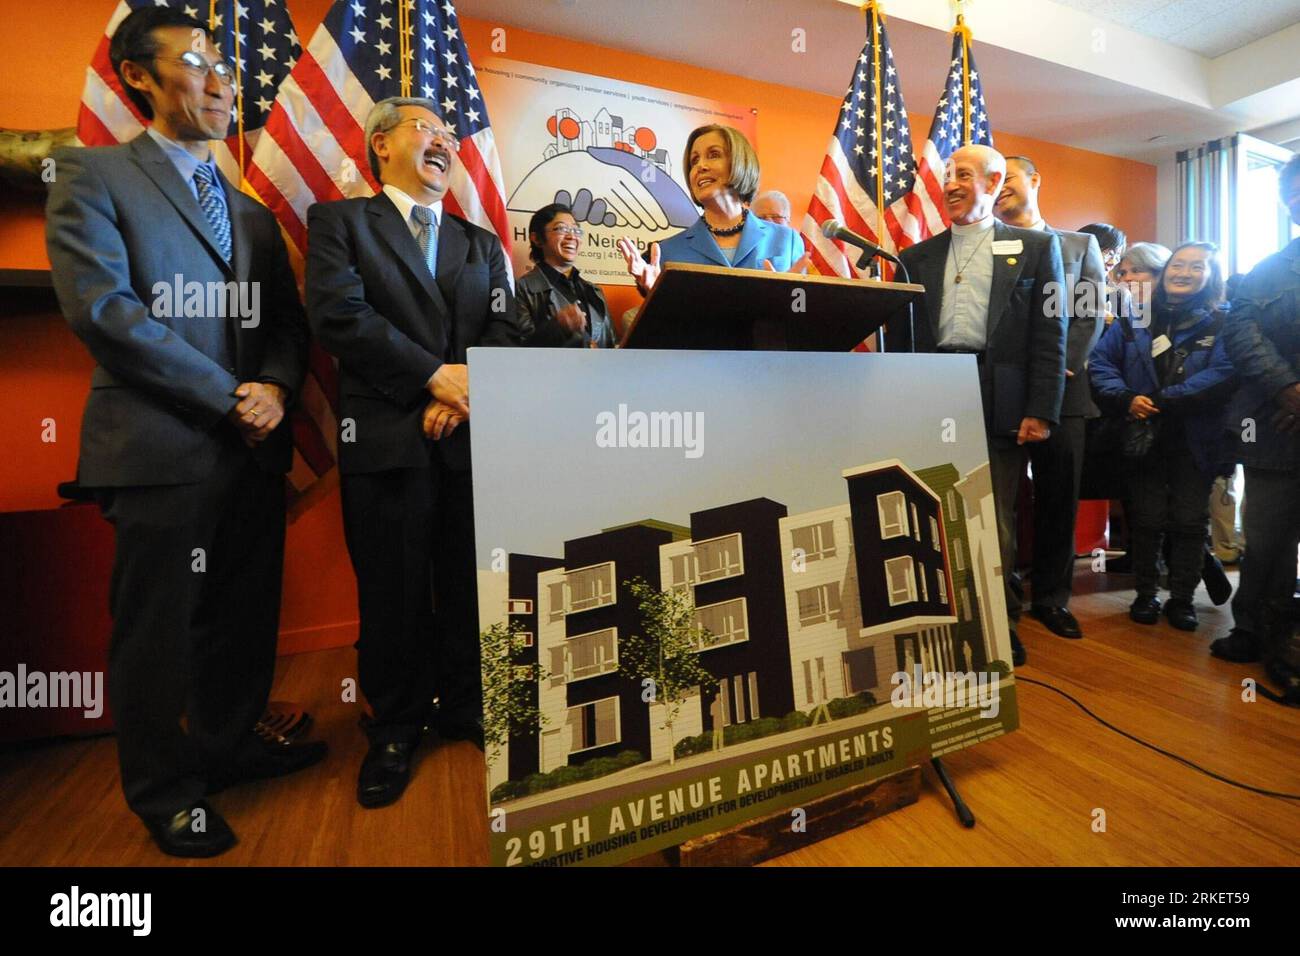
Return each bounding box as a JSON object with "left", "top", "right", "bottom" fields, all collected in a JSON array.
[{"left": 516, "top": 203, "right": 616, "bottom": 349}]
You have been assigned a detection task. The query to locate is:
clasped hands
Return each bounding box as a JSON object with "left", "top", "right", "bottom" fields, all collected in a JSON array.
[
  {"left": 228, "top": 381, "right": 287, "bottom": 447},
  {"left": 423, "top": 362, "right": 469, "bottom": 440}
]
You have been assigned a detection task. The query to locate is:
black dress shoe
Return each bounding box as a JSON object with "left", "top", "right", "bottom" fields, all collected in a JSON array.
[
  {"left": 207, "top": 737, "right": 328, "bottom": 795},
  {"left": 1210, "top": 629, "right": 1261, "bottom": 663},
  {"left": 1130, "top": 594, "right": 1161, "bottom": 625},
  {"left": 439, "top": 718, "right": 485, "bottom": 751},
  {"left": 1164, "top": 598, "right": 1199, "bottom": 631},
  {"left": 143, "top": 800, "right": 236, "bottom": 858},
  {"left": 1202, "top": 552, "right": 1233, "bottom": 606},
  {"left": 1031, "top": 605, "right": 1083, "bottom": 639},
  {"left": 358, "top": 740, "right": 417, "bottom": 809},
  {"left": 1010, "top": 632, "right": 1027, "bottom": 667}
]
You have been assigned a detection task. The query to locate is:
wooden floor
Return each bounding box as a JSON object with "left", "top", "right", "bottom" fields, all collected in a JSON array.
[{"left": 2, "top": 565, "right": 1297, "bottom": 867}]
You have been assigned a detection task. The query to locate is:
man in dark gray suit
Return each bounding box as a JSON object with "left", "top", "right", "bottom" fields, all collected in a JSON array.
[
  {"left": 44, "top": 7, "right": 323, "bottom": 858},
  {"left": 306, "top": 97, "right": 522, "bottom": 809},
  {"left": 891, "top": 144, "right": 1067, "bottom": 667},
  {"left": 995, "top": 156, "right": 1106, "bottom": 640}
]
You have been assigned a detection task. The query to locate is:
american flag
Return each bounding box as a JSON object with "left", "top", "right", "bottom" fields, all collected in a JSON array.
[
  {"left": 906, "top": 23, "right": 994, "bottom": 241},
  {"left": 76, "top": 0, "right": 301, "bottom": 182},
  {"left": 247, "top": 0, "right": 511, "bottom": 262},
  {"left": 800, "top": 5, "right": 920, "bottom": 281}
]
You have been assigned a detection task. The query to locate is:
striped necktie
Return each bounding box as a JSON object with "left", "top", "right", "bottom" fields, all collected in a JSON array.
[
  {"left": 192, "top": 163, "right": 232, "bottom": 262},
  {"left": 410, "top": 204, "right": 439, "bottom": 278}
]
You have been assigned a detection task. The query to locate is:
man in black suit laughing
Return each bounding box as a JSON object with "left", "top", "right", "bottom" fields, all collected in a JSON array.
[
  {"left": 890, "top": 144, "right": 1067, "bottom": 667},
  {"left": 306, "top": 97, "right": 522, "bottom": 808}
]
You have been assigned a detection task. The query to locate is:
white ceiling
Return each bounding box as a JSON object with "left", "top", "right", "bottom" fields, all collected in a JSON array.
[
  {"left": 456, "top": 0, "right": 1300, "bottom": 164},
  {"left": 1053, "top": 0, "right": 1300, "bottom": 58}
]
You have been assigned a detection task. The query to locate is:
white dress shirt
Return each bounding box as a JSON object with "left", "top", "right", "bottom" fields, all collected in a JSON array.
[
  {"left": 382, "top": 183, "right": 443, "bottom": 241},
  {"left": 938, "top": 215, "right": 997, "bottom": 350}
]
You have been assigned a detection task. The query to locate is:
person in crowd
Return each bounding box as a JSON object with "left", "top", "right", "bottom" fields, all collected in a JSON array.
[
  {"left": 516, "top": 203, "right": 616, "bottom": 348},
  {"left": 1212, "top": 155, "right": 1300, "bottom": 694},
  {"left": 1078, "top": 223, "right": 1127, "bottom": 286},
  {"left": 995, "top": 155, "right": 1106, "bottom": 641},
  {"left": 751, "top": 189, "right": 793, "bottom": 226},
  {"left": 1089, "top": 241, "right": 1235, "bottom": 631},
  {"left": 890, "top": 144, "right": 1068, "bottom": 667},
  {"left": 616, "top": 124, "right": 809, "bottom": 292},
  {"left": 1113, "top": 242, "right": 1172, "bottom": 323},
  {"left": 306, "top": 97, "right": 522, "bottom": 809},
  {"left": 43, "top": 6, "right": 321, "bottom": 857}
]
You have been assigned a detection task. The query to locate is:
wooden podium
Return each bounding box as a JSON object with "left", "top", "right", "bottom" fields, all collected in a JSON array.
[{"left": 620, "top": 262, "right": 923, "bottom": 351}]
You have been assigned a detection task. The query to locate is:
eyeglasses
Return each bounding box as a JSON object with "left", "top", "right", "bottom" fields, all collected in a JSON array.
[
  {"left": 390, "top": 118, "right": 460, "bottom": 152},
  {"left": 159, "top": 51, "right": 237, "bottom": 86},
  {"left": 548, "top": 225, "right": 584, "bottom": 239}
]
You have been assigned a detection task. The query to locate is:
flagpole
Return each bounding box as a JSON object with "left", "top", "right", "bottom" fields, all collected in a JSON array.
[{"left": 866, "top": 1, "right": 885, "bottom": 264}]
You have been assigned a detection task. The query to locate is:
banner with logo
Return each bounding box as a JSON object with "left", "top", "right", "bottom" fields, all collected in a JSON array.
[
  {"left": 470, "top": 349, "right": 1018, "bottom": 866},
  {"left": 477, "top": 57, "right": 758, "bottom": 284}
]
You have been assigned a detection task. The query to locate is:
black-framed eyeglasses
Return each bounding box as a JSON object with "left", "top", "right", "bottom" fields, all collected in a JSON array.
[
  {"left": 390, "top": 118, "right": 460, "bottom": 152},
  {"left": 155, "top": 50, "right": 238, "bottom": 85}
]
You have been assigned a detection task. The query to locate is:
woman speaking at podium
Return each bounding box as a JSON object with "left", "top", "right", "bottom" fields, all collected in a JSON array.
[{"left": 616, "top": 124, "right": 809, "bottom": 294}]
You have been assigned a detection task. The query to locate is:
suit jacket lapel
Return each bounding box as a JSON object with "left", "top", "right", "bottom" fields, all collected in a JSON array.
[
  {"left": 436, "top": 213, "right": 468, "bottom": 303},
  {"left": 986, "top": 221, "right": 1026, "bottom": 342},
  {"left": 918, "top": 233, "right": 950, "bottom": 345},
  {"left": 129, "top": 134, "right": 232, "bottom": 276},
  {"left": 683, "top": 218, "right": 730, "bottom": 267},
  {"left": 367, "top": 193, "right": 452, "bottom": 318},
  {"left": 225, "top": 181, "right": 254, "bottom": 282},
  {"left": 731, "top": 213, "right": 764, "bottom": 269}
]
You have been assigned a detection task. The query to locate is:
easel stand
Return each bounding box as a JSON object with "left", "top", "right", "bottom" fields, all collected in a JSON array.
[{"left": 931, "top": 757, "right": 977, "bottom": 828}]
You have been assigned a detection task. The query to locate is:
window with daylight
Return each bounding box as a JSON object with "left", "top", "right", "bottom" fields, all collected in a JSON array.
[
  {"left": 519, "top": 631, "right": 534, "bottom": 648},
  {"left": 668, "top": 552, "right": 697, "bottom": 594},
  {"left": 548, "top": 628, "right": 618, "bottom": 685},
  {"left": 885, "top": 556, "right": 917, "bottom": 606},
  {"left": 917, "top": 560, "right": 929, "bottom": 602},
  {"left": 507, "top": 598, "right": 533, "bottom": 615},
  {"left": 695, "top": 534, "right": 743, "bottom": 582},
  {"left": 568, "top": 697, "right": 619, "bottom": 754},
  {"left": 547, "top": 581, "right": 566, "bottom": 623},
  {"left": 791, "top": 521, "right": 836, "bottom": 562},
  {"left": 878, "top": 491, "right": 908, "bottom": 539},
  {"left": 695, "top": 598, "right": 748, "bottom": 650},
  {"left": 929, "top": 516, "right": 941, "bottom": 552},
  {"left": 797, "top": 583, "right": 842, "bottom": 626},
  {"left": 566, "top": 562, "right": 615, "bottom": 613},
  {"left": 910, "top": 502, "right": 921, "bottom": 541}
]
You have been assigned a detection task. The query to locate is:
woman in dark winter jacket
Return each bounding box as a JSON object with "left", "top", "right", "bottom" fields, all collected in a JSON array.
[{"left": 1089, "top": 241, "right": 1236, "bottom": 631}]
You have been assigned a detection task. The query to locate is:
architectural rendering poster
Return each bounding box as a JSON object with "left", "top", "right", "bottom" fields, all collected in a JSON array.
[
  {"left": 471, "top": 349, "right": 1019, "bottom": 867},
  {"left": 477, "top": 57, "right": 757, "bottom": 284}
]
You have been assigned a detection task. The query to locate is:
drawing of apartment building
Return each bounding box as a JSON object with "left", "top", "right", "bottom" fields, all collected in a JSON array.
[{"left": 487, "top": 458, "right": 996, "bottom": 790}]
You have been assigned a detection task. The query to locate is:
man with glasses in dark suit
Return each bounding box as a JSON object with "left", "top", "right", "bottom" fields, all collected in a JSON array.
[
  {"left": 306, "top": 97, "right": 523, "bottom": 809},
  {"left": 45, "top": 6, "right": 323, "bottom": 858}
]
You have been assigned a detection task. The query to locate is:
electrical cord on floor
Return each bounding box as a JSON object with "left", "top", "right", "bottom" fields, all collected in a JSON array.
[{"left": 1014, "top": 675, "right": 1300, "bottom": 802}]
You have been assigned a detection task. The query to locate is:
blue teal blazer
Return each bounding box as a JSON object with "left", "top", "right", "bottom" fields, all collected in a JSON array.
[{"left": 655, "top": 214, "right": 805, "bottom": 272}]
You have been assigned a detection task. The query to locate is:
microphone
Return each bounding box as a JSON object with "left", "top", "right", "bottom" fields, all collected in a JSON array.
[{"left": 820, "top": 219, "right": 900, "bottom": 264}]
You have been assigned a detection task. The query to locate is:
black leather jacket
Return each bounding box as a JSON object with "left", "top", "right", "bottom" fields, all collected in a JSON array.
[
  {"left": 1223, "top": 237, "right": 1300, "bottom": 471},
  {"left": 515, "top": 264, "right": 616, "bottom": 348}
]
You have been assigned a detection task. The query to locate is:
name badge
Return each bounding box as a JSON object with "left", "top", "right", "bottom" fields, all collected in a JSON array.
[
  {"left": 1151, "top": 334, "right": 1172, "bottom": 357},
  {"left": 991, "top": 239, "right": 1023, "bottom": 255}
]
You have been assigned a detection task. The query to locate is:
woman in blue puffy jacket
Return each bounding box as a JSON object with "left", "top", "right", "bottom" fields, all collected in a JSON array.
[{"left": 1088, "top": 241, "right": 1236, "bottom": 631}]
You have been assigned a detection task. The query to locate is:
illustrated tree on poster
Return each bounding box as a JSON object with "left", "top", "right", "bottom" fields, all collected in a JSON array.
[
  {"left": 621, "top": 577, "right": 717, "bottom": 765},
  {"left": 480, "top": 621, "right": 551, "bottom": 770}
]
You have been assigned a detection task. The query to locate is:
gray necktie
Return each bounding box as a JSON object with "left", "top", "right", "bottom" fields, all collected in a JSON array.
[{"left": 410, "top": 204, "right": 439, "bottom": 278}]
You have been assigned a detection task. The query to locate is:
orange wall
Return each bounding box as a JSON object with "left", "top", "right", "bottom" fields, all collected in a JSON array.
[{"left": 0, "top": 0, "right": 1156, "bottom": 654}]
